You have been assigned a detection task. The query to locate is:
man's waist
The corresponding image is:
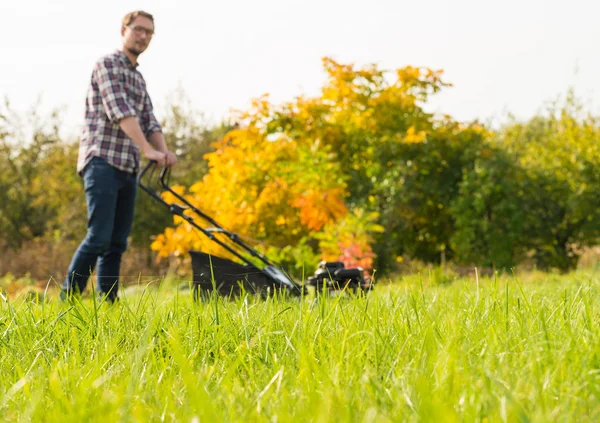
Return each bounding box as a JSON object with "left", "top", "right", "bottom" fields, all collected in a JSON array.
[{"left": 78, "top": 146, "right": 141, "bottom": 176}]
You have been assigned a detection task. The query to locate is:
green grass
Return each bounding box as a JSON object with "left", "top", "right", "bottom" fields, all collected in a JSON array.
[{"left": 1, "top": 270, "right": 600, "bottom": 422}]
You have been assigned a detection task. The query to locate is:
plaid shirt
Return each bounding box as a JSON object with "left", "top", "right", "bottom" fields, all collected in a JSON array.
[{"left": 77, "top": 50, "right": 162, "bottom": 175}]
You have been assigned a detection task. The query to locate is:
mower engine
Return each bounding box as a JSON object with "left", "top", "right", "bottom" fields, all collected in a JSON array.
[{"left": 306, "top": 261, "right": 372, "bottom": 294}]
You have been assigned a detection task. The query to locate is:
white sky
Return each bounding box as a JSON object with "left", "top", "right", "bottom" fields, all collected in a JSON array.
[{"left": 1, "top": 0, "right": 598, "bottom": 137}]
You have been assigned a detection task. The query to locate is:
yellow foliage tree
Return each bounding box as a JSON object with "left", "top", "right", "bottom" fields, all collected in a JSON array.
[{"left": 151, "top": 57, "right": 454, "bottom": 275}]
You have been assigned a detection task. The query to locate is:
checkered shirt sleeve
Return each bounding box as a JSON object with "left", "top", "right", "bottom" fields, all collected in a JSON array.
[
  {"left": 94, "top": 57, "right": 137, "bottom": 122},
  {"left": 141, "top": 93, "right": 162, "bottom": 137}
]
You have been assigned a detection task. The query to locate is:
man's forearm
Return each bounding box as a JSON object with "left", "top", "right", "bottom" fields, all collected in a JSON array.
[
  {"left": 147, "top": 131, "right": 168, "bottom": 153},
  {"left": 119, "top": 116, "right": 154, "bottom": 154}
]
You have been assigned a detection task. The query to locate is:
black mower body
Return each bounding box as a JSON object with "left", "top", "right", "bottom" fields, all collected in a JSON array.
[{"left": 190, "top": 250, "right": 302, "bottom": 297}]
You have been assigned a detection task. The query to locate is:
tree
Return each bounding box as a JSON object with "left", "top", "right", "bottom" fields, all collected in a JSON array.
[
  {"left": 498, "top": 92, "right": 600, "bottom": 271},
  {"left": 150, "top": 58, "right": 476, "bottom": 276},
  {"left": 264, "top": 58, "right": 485, "bottom": 272},
  {"left": 0, "top": 100, "right": 80, "bottom": 248},
  {"left": 450, "top": 144, "right": 529, "bottom": 269},
  {"left": 451, "top": 91, "right": 600, "bottom": 272}
]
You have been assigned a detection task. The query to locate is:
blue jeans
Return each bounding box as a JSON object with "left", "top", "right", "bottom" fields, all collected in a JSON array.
[{"left": 62, "top": 157, "right": 137, "bottom": 301}]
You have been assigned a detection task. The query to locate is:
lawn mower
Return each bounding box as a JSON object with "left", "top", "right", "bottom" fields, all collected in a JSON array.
[{"left": 138, "top": 161, "right": 373, "bottom": 298}]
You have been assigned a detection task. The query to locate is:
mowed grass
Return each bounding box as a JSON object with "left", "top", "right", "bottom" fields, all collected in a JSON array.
[{"left": 1, "top": 270, "right": 599, "bottom": 422}]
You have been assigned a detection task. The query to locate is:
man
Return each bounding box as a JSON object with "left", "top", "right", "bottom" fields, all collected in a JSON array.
[{"left": 62, "top": 10, "right": 176, "bottom": 303}]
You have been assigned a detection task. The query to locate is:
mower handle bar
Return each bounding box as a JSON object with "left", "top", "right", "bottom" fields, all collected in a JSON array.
[{"left": 137, "top": 160, "right": 277, "bottom": 269}]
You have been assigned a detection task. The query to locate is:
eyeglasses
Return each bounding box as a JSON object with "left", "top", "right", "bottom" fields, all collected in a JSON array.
[{"left": 126, "top": 25, "right": 155, "bottom": 37}]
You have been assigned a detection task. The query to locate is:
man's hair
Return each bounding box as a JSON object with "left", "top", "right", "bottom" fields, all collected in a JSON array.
[{"left": 122, "top": 10, "right": 154, "bottom": 28}]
